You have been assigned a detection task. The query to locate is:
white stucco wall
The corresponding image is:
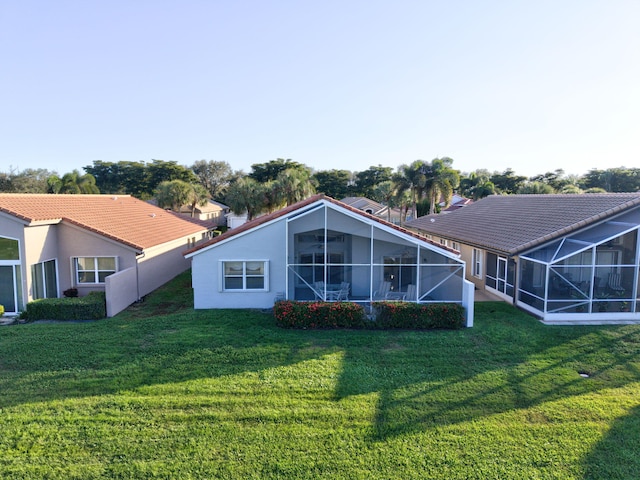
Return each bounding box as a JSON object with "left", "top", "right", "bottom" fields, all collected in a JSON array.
[{"left": 191, "top": 220, "right": 286, "bottom": 309}]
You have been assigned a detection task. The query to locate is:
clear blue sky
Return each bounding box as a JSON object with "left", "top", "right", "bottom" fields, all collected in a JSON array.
[{"left": 2, "top": 0, "right": 639, "bottom": 178}]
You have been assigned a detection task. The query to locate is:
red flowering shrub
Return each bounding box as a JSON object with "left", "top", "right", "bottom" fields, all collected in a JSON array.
[
  {"left": 372, "top": 301, "right": 464, "bottom": 329},
  {"left": 273, "top": 301, "right": 367, "bottom": 329},
  {"left": 274, "top": 300, "right": 464, "bottom": 330}
]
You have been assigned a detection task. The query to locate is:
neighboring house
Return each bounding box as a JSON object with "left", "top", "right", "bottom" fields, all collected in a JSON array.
[
  {"left": 178, "top": 200, "right": 230, "bottom": 226},
  {"left": 226, "top": 211, "right": 248, "bottom": 229},
  {"left": 340, "top": 197, "right": 408, "bottom": 225},
  {"left": 406, "top": 194, "right": 640, "bottom": 325},
  {"left": 0, "top": 194, "right": 210, "bottom": 317},
  {"left": 185, "top": 194, "right": 475, "bottom": 326},
  {"left": 440, "top": 194, "right": 473, "bottom": 213}
]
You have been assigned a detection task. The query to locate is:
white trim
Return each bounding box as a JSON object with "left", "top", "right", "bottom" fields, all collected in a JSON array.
[
  {"left": 219, "top": 259, "right": 269, "bottom": 292},
  {"left": 31, "top": 258, "right": 59, "bottom": 299},
  {"left": 472, "top": 248, "right": 483, "bottom": 279},
  {"left": 73, "top": 256, "right": 118, "bottom": 285}
]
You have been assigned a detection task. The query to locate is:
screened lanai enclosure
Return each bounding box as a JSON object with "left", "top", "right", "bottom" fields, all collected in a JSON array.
[
  {"left": 518, "top": 207, "right": 640, "bottom": 322},
  {"left": 285, "top": 202, "right": 467, "bottom": 304}
]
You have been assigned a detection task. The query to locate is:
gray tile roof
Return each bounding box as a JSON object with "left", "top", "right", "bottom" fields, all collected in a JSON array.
[{"left": 406, "top": 194, "right": 640, "bottom": 255}]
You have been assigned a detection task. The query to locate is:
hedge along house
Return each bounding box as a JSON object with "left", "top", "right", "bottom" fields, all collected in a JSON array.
[
  {"left": 407, "top": 194, "right": 640, "bottom": 325},
  {"left": 0, "top": 194, "right": 211, "bottom": 317},
  {"left": 185, "top": 195, "right": 475, "bottom": 327}
]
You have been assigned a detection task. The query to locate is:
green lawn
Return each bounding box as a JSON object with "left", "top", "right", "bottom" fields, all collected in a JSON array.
[{"left": 2, "top": 272, "right": 640, "bottom": 479}]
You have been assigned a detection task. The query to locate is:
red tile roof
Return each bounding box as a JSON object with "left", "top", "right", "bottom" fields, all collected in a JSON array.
[
  {"left": 407, "top": 193, "right": 640, "bottom": 255},
  {"left": 0, "top": 194, "right": 209, "bottom": 251},
  {"left": 184, "top": 194, "right": 458, "bottom": 256}
]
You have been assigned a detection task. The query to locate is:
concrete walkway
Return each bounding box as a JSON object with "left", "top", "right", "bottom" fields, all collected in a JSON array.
[{"left": 474, "top": 289, "right": 504, "bottom": 302}]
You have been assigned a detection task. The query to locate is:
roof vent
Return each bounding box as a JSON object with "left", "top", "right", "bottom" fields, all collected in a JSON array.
[
  {"left": 112, "top": 196, "right": 118, "bottom": 200},
  {"left": 150, "top": 213, "right": 156, "bottom": 218}
]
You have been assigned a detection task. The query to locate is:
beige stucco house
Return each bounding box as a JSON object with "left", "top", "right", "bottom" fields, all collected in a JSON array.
[
  {"left": 178, "top": 199, "right": 230, "bottom": 226},
  {"left": 0, "top": 194, "right": 210, "bottom": 317},
  {"left": 407, "top": 194, "right": 640, "bottom": 325}
]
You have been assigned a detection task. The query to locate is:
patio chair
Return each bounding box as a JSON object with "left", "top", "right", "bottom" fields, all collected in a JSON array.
[
  {"left": 373, "top": 281, "right": 391, "bottom": 300},
  {"left": 337, "top": 282, "right": 350, "bottom": 301},
  {"left": 405, "top": 284, "right": 417, "bottom": 301},
  {"left": 607, "top": 273, "right": 624, "bottom": 293},
  {"left": 313, "top": 281, "right": 325, "bottom": 300}
]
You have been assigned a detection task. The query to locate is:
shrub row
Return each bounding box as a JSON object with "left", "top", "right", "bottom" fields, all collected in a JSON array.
[
  {"left": 274, "top": 301, "right": 367, "bottom": 329},
  {"left": 274, "top": 300, "right": 464, "bottom": 330},
  {"left": 372, "top": 301, "right": 465, "bottom": 329},
  {"left": 22, "top": 291, "right": 106, "bottom": 321}
]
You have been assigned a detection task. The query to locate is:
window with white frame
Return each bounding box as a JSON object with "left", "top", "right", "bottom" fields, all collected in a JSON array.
[
  {"left": 472, "top": 248, "right": 483, "bottom": 278},
  {"left": 32, "top": 259, "right": 57, "bottom": 299},
  {"left": 451, "top": 242, "right": 460, "bottom": 251},
  {"left": 222, "top": 261, "right": 268, "bottom": 291},
  {"left": 74, "top": 257, "right": 117, "bottom": 284}
]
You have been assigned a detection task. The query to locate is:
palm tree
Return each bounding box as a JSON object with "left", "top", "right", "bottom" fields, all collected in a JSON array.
[
  {"left": 155, "top": 180, "right": 196, "bottom": 211},
  {"left": 186, "top": 183, "right": 211, "bottom": 217},
  {"left": 275, "top": 168, "right": 316, "bottom": 206},
  {"left": 396, "top": 160, "right": 429, "bottom": 220},
  {"left": 372, "top": 180, "right": 398, "bottom": 222},
  {"left": 47, "top": 170, "right": 100, "bottom": 194},
  {"left": 424, "top": 158, "right": 460, "bottom": 214},
  {"left": 225, "top": 177, "right": 266, "bottom": 221}
]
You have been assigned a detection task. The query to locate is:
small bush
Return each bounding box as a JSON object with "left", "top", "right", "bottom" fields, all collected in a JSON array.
[
  {"left": 274, "top": 301, "right": 367, "bottom": 329},
  {"left": 63, "top": 288, "right": 78, "bottom": 298},
  {"left": 22, "top": 291, "right": 106, "bottom": 321},
  {"left": 372, "top": 301, "right": 465, "bottom": 329}
]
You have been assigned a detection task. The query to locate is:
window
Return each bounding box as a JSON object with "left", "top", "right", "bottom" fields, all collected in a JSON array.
[
  {"left": 472, "top": 248, "right": 483, "bottom": 278},
  {"left": 32, "top": 259, "right": 57, "bottom": 299},
  {"left": 451, "top": 242, "right": 460, "bottom": 251},
  {"left": 74, "top": 257, "right": 116, "bottom": 284},
  {"left": 439, "top": 238, "right": 448, "bottom": 247},
  {"left": 222, "top": 261, "right": 268, "bottom": 291},
  {"left": 0, "top": 237, "right": 19, "bottom": 260}
]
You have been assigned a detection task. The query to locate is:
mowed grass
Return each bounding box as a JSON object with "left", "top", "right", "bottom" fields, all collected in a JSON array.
[{"left": 2, "top": 272, "right": 640, "bottom": 479}]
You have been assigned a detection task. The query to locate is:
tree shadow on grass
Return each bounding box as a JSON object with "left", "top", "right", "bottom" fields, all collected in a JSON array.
[
  {"left": 334, "top": 302, "right": 640, "bottom": 442},
  {"left": 0, "top": 308, "right": 331, "bottom": 409},
  {"left": 582, "top": 403, "right": 640, "bottom": 480}
]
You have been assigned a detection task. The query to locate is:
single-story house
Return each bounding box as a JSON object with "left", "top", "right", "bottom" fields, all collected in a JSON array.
[
  {"left": 0, "top": 194, "right": 211, "bottom": 317},
  {"left": 185, "top": 194, "right": 475, "bottom": 326},
  {"left": 440, "top": 194, "right": 473, "bottom": 213},
  {"left": 178, "top": 199, "right": 230, "bottom": 226},
  {"left": 340, "top": 197, "right": 409, "bottom": 225},
  {"left": 406, "top": 193, "right": 640, "bottom": 325}
]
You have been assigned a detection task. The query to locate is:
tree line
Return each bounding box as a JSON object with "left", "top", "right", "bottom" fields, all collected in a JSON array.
[{"left": 1, "top": 159, "right": 638, "bottom": 220}]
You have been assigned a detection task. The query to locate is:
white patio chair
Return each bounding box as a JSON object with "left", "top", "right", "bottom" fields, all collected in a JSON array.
[
  {"left": 373, "top": 281, "right": 391, "bottom": 300},
  {"left": 337, "top": 282, "right": 350, "bottom": 301},
  {"left": 405, "top": 284, "right": 417, "bottom": 301},
  {"left": 607, "top": 273, "right": 624, "bottom": 293},
  {"left": 313, "top": 281, "right": 325, "bottom": 300}
]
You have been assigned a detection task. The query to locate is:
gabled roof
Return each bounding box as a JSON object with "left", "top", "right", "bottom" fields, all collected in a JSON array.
[
  {"left": 341, "top": 196, "right": 385, "bottom": 214},
  {"left": 185, "top": 194, "right": 457, "bottom": 257},
  {"left": 0, "top": 194, "right": 209, "bottom": 251},
  {"left": 406, "top": 193, "right": 640, "bottom": 255}
]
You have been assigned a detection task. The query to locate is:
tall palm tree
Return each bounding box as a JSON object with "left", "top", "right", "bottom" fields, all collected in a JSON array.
[
  {"left": 225, "top": 177, "right": 266, "bottom": 221},
  {"left": 372, "top": 180, "right": 398, "bottom": 222},
  {"left": 424, "top": 158, "right": 460, "bottom": 215},
  {"left": 275, "top": 168, "right": 316, "bottom": 206},
  {"left": 396, "top": 160, "right": 428, "bottom": 220},
  {"left": 47, "top": 170, "right": 100, "bottom": 194}
]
